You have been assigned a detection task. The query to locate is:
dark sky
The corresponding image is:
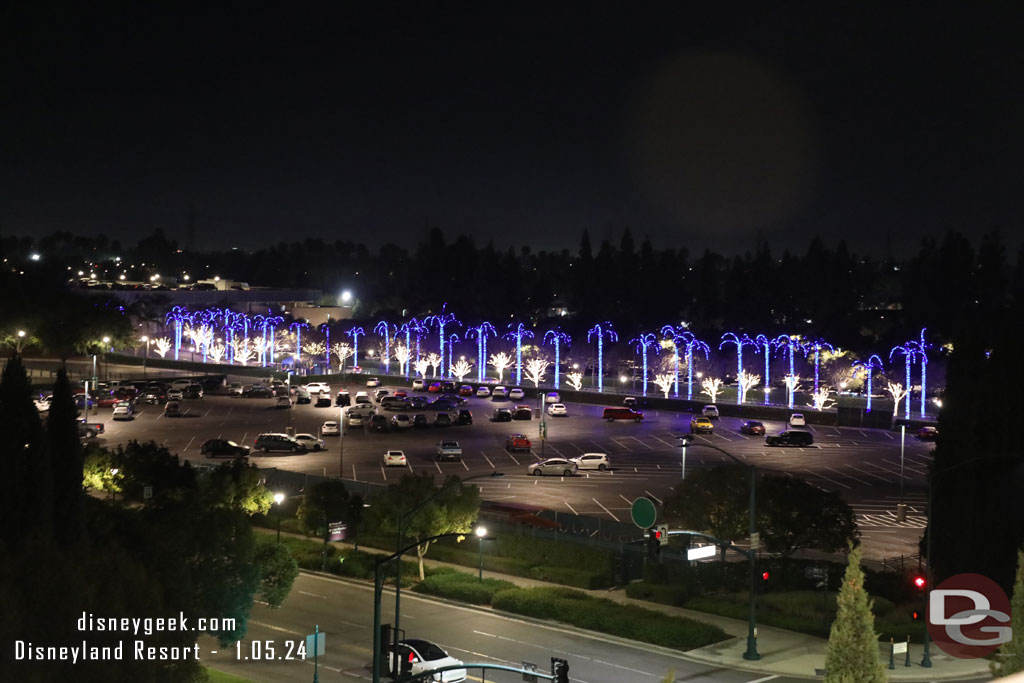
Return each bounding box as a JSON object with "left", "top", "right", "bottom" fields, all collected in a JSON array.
[{"left": 2, "top": 2, "right": 1021, "bottom": 256}]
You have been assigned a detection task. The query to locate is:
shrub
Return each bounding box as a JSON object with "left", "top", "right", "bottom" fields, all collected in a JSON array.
[
  {"left": 413, "top": 572, "right": 515, "bottom": 604},
  {"left": 625, "top": 581, "right": 693, "bottom": 606},
  {"left": 528, "top": 565, "right": 610, "bottom": 589}
]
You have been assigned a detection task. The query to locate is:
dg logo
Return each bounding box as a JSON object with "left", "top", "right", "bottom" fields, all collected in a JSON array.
[{"left": 928, "top": 573, "right": 1012, "bottom": 658}]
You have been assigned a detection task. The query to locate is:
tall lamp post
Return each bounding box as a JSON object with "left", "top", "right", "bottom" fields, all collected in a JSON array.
[
  {"left": 476, "top": 526, "right": 488, "bottom": 580},
  {"left": 677, "top": 435, "right": 760, "bottom": 661},
  {"left": 392, "top": 472, "right": 504, "bottom": 673},
  {"left": 140, "top": 336, "right": 150, "bottom": 379},
  {"left": 273, "top": 492, "right": 285, "bottom": 542}
]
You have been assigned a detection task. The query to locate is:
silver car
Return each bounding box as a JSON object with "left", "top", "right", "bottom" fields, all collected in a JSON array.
[
  {"left": 527, "top": 458, "right": 578, "bottom": 477},
  {"left": 294, "top": 433, "right": 326, "bottom": 451}
]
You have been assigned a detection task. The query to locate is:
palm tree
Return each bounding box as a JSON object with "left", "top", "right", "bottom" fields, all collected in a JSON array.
[
  {"left": 681, "top": 333, "right": 710, "bottom": 400},
  {"left": 345, "top": 325, "right": 365, "bottom": 371},
  {"left": 374, "top": 320, "right": 392, "bottom": 373},
  {"left": 542, "top": 328, "right": 571, "bottom": 390},
  {"left": 424, "top": 303, "right": 459, "bottom": 378},
  {"left": 804, "top": 338, "right": 835, "bottom": 394},
  {"left": 466, "top": 322, "right": 497, "bottom": 382},
  {"left": 630, "top": 333, "right": 660, "bottom": 397},
  {"left": 852, "top": 354, "right": 885, "bottom": 412},
  {"left": 720, "top": 332, "right": 755, "bottom": 404},
  {"left": 504, "top": 322, "right": 535, "bottom": 386},
  {"left": 587, "top": 322, "right": 618, "bottom": 393},
  {"left": 753, "top": 334, "right": 774, "bottom": 405}
]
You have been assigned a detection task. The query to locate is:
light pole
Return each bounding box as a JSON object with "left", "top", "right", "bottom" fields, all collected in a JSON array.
[
  {"left": 392, "top": 472, "right": 504, "bottom": 673},
  {"left": 676, "top": 436, "right": 688, "bottom": 481},
  {"left": 677, "top": 435, "right": 760, "bottom": 661},
  {"left": 338, "top": 405, "right": 345, "bottom": 479},
  {"left": 141, "top": 336, "right": 150, "bottom": 379},
  {"left": 16, "top": 329, "right": 26, "bottom": 353},
  {"left": 476, "top": 526, "right": 488, "bottom": 580},
  {"left": 274, "top": 492, "right": 285, "bottom": 542}
]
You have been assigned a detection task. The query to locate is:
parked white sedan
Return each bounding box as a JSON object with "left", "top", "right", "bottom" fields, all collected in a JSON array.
[
  {"left": 321, "top": 421, "right": 340, "bottom": 436},
  {"left": 383, "top": 450, "right": 408, "bottom": 467},
  {"left": 476, "top": 386, "right": 491, "bottom": 397},
  {"left": 294, "top": 433, "right": 326, "bottom": 451},
  {"left": 508, "top": 388, "right": 525, "bottom": 400},
  {"left": 545, "top": 391, "right": 560, "bottom": 404},
  {"left": 571, "top": 453, "right": 610, "bottom": 471},
  {"left": 789, "top": 413, "right": 807, "bottom": 427},
  {"left": 546, "top": 403, "right": 567, "bottom": 416}
]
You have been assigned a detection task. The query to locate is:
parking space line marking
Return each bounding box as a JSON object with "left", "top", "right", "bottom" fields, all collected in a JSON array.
[
  {"left": 806, "top": 469, "right": 851, "bottom": 489},
  {"left": 183, "top": 436, "right": 194, "bottom": 452},
  {"left": 481, "top": 451, "right": 495, "bottom": 468},
  {"left": 648, "top": 434, "right": 675, "bottom": 448},
  {"left": 351, "top": 464, "right": 357, "bottom": 480},
  {"left": 847, "top": 463, "right": 894, "bottom": 483},
  {"left": 619, "top": 494, "right": 633, "bottom": 505},
  {"left": 565, "top": 501, "right": 578, "bottom": 515},
  {"left": 566, "top": 441, "right": 584, "bottom": 453},
  {"left": 460, "top": 459, "right": 470, "bottom": 471},
  {"left": 825, "top": 466, "right": 869, "bottom": 486},
  {"left": 506, "top": 452, "right": 520, "bottom": 465},
  {"left": 380, "top": 465, "right": 387, "bottom": 480},
  {"left": 547, "top": 444, "right": 564, "bottom": 457},
  {"left": 434, "top": 461, "right": 443, "bottom": 474},
  {"left": 628, "top": 436, "right": 653, "bottom": 449},
  {"left": 644, "top": 490, "right": 662, "bottom": 504},
  {"left": 592, "top": 498, "right": 620, "bottom": 522}
]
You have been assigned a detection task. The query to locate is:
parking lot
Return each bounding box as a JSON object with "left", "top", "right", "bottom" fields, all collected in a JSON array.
[{"left": 79, "top": 373, "right": 933, "bottom": 558}]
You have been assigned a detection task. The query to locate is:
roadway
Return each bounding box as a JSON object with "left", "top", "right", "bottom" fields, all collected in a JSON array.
[{"left": 78, "top": 372, "right": 932, "bottom": 560}]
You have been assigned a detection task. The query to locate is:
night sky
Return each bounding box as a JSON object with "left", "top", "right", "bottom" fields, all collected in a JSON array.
[{"left": 2, "top": 2, "right": 1021, "bottom": 256}]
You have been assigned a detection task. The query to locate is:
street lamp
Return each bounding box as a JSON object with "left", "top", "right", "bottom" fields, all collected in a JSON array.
[
  {"left": 274, "top": 492, "right": 286, "bottom": 542},
  {"left": 475, "top": 526, "right": 488, "bottom": 580},
  {"left": 140, "top": 336, "right": 150, "bottom": 379},
  {"left": 676, "top": 435, "right": 760, "bottom": 661}
]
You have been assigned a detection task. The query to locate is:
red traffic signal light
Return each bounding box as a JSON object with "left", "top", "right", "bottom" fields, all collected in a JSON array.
[
  {"left": 912, "top": 610, "right": 921, "bottom": 621},
  {"left": 913, "top": 576, "right": 926, "bottom": 589},
  {"left": 762, "top": 571, "right": 770, "bottom": 581},
  {"left": 652, "top": 529, "right": 662, "bottom": 540}
]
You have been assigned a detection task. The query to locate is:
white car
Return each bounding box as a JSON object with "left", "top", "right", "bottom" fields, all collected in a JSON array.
[
  {"left": 547, "top": 403, "right": 567, "bottom": 416},
  {"left": 383, "top": 450, "right": 407, "bottom": 467},
  {"left": 227, "top": 382, "right": 244, "bottom": 396},
  {"left": 412, "top": 379, "right": 426, "bottom": 391},
  {"left": 492, "top": 386, "right": 508, "bottom": 398},
  {"left": 167, "top": 389, "right": 184, "bottom": 401},
  {"left": 112, "top": 403, "right": 134, "bottom": 420},
  {"left": 572, "top": 453, "right": 610, "bottom": 471},
  {"left": 702, "top": 404, "right": 720, "bottom": 419},
  {"left": 544, "top": 392, "right": 560, "bottom": 404},
  {"left": 389, "top": 639, "right": 466, "bottom": 683},
  {"left": 170, "top": 379, "right": 192, "bottom": 390},
  {"left": 527, "top": 458, "right": 578, "bottom": 477},
  {"left": 275, "top": 396, "right": 292, "bottom": 408},
  {"left": 294, "top": 433, "right": 326, "bottom": 451},
  {"left": 391, "top": 414, "right": 413, "bottom": 430},
  {"left": 354, "top": 391, "right": 371, "bottom": 404},
  {"left": 789, "top": 413, "right": 807, "bottom": 427},
  {"left": 321, "top": 421, "right": 340, "bottom": 436},
  {"left": 304, "top": 382, "right": 331, "bottom": 395},
  {"left": 348, "top": 414, "right": 363, "bottom": 427},
  {"left": 508, "top": 388, "right": 525, "bottom": 400},
  {"left": 366, "top": 377, "right": 380, "bottom": 387},
  {"left": 476, "top": 386, "right": 491, "bottom": 397}
]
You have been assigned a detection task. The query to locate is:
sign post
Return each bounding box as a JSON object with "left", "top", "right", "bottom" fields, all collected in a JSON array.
[{"left": 630, "top": 497, "right": 657, "bottom": 530}]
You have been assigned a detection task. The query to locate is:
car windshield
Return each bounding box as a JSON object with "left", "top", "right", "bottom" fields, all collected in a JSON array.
[{"left": 409, "top": 641, "right": 447, "bottom": 661}]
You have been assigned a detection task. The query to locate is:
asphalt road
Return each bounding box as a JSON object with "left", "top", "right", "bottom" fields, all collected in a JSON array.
[
  {"left": 196, "top": 572, "right": 808, "bottom": 683},
  {"left": 74, "top": 371, "right": 933, "bottom": 560}
]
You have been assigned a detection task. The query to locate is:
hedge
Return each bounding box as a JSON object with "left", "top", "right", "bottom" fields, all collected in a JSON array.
[
  {"left": 412, "top": 571, "right": 516, "bottom": 605},
  {"left": 491, "top": 587, "right": 727, "bottom": 650}
]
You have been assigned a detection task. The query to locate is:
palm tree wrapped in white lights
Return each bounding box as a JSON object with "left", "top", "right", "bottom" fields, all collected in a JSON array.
[
  {"left": 808, "top": 386, "right": 834, "bottom": 411},
  {"left": 701, "top": 377, "right": 723, "bottom": 404},
  {"left": 565, "top": 372, "right": 584, "bottom": 392},
  {"left": 233, "top": 337, "right": 253, "bottom": 366},
  {"left": 450, "top": 359, "right": 473, "bottom": 383},
  {"left": 425, "top": 352, "right": 441, "bottom": 378},
  {"left": 523, "top": 358, "right": 547, "bottom": 387},
  {"left": 413, "top": 357, "right": 430, "bottom": 378},
  {"left": 394, "top": 343, "right": 411, "bottom": 377},
  {"left": 303, "top": 341, "right": 325, "bottom": 360},
  {"left": 737, "top": 370, "right": 761, "bottom": 404},
  {"left": 489, "top": 352, "right": 514, "bottom": 383},
  {"left": 653, "top": 373, "right": 674, "bottom": 399},
  {"left": 331, "top": 342, "right": 353, "bottom": 371},
  {"left": 153, "top": 337, "right": 172, "bottom": 358},
  {"left": 208, "top": 343, "right": 226, "bottom": 364},
  {"left": 886, "top": 382, "right": 908, "bottom": 417},
  {"left": 783, "top": 374, "right": 801, "bottom": 408}
]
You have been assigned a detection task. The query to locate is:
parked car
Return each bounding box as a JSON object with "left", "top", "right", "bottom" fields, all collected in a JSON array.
[
  {"left": 167, "top": 389, "right": 184, "bottom": 401},
  {"left": 602, "top": 407, "right": 644, "bottom": 422},
  {"left": 96, "top": 393, "right": 121, "bottom": 408},
  {"left": 321, "top": 421, "right": 340, "bottom": 436},
  {"left": 571, "top": 453, "right": 610, "bottom": 471},
  {"left": 348, "top": 414, "right": 363, "bottom": 428},
  {"left": 274, "top": 396, "right": 292, "bottom": 409},
  {"left": 458, "top": 385, "right": 474, "bottom": 396},
  {"left": 412, "top": 379, "right": 426, "bottom": 391},
  {"left": 139, "top": 388, "right": 166, "bottom": 404},
  {"left": 374, "top": 388, "right": 389, "bottom": 402},
  {"left": 512, "top": 405, "right": 532, "bottom": 420},
  {"left": 393, "top": 389, "right": 408, "bottom": 398},
  {"left": 253, "top": 433, "right": 308, "bottom": 453},
  {"left": 427, "top": 382, "right": 442, "bottom": 393},
  {"left": 433, "top": 412, "right": 453, "bottom": 427},
  {"left": 315, "top": 395, "right": 332, "bottom": 408},
  {"left": 370, "top": 414, "right": 389, "bottom": 432},
  {"left": 412, "top": 413, "right": 429, "bottom": 428},
  {"left": 336, "top": 390, "right": 350, "bottom": 407},
  {"left": 492, "top": 386, "right": 508, "bottom": 399},
  {"left": 294, "top": 433, "right": 326, "bottom": 451},
  {"left": 293, "top": 386, "right": 311, "bottom": 404},
  {"left": 702, "top": 404, "right": 720, "bottom": 419},
  {"left": 492, "top": 408, "right": 513, "bottom": 422},
  {"left": 170, "top": 379, "right": 192, "bottom": 390},
  {"left": 455, "top": 409, "right": 473, "bottom": 425},
  {"left": 305, "top": 382, "right": 331, "bottom": 395},
  {"left": 545, "top": 392, "right": 560, "bottom": 404},
  {"left": 244, "top": 385, "right": 273, "bottom": 398},
  {"left": 547, "top": 403, "right": 567, "bottom": 416},
  {"left": 440, "top": 381, "right": 456, "bottom": 393},
  {"left": 917, "top": 425, "right": 939, "bottom": 441},
  {"left": 789, "top": 413, "right": 807, "bottom": 427},
  {"left": 623, "top": 396, "right": 638, "bottom": 409},
  {"left": 690, "top": 416, "right": 714, "bottom": 434},
  {"left": 505, "top": 433, "right": 532, "bottom": 452},
  {"left": 227, "top": 382, "right": 244, "bottom": 396},
  {"left": 354, "top": 391, "right": 371, "bottom": 405},
  {"left": 200, "top": 438, "right": 250, "bottom": 458},
  {"left": 381, "top": 396, "right": 410, "bottom": 411},
  {"left": 740, "top": 420, "right": 765, "bottom": 435},
  {"left": 508, "top": 388, "right": 525, "bottom": 400},
  {"left": 527, "top": 458, "right": 577, "bottom": 477},
  {"left": 383, "top": 450, "right": 407, "bottom": 467},
  {"left": 391, "top": 414, "right": 413, "bottom": 430},
  {"left": 388, "top": 639, "right": 465, "bottom": 683},
  {"left": 765, "top": 430, "right": 815, "bottom": 447},
  {"left": 475, "top": 386, "right": 491, "bottom": 397},
  {"left": 112, "top": 402, "right": 134, "bottom": 420},
  {"left": 164, "top": 400, "right": 182, "bottom": 417},
  {"left": 435, "top": 440, "right": 463, "bottom": 461},
  {"left": 366, "top": 377, "right": 380, "bottom": 387},
  {"left": 184, "top": 384, "right": 204, "bottom": 399}
]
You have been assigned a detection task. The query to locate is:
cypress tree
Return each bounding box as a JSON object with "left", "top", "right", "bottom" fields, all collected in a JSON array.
[
  {"left": 0, "top": 354, "right": 48, "bottom": 546},
  {"left": 48, "top": 366, "right": 84, "bottom": 544},
  {"left": 991, "top": 549, "right": 1024, "bottom": 677},
  {"left": 824, "top": 544, "right": 886, "bottom": 683}
]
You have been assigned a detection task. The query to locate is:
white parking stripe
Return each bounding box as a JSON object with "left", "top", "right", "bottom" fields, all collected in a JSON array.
[
  {"left": 592, "top": 498, "right": 620, "bottom": 522},
  {"left": 644, "top": 490, "right": 663, "bottom": 504},
  {"left": 481, "top": 451, "right": 495, "bottom": 468}
]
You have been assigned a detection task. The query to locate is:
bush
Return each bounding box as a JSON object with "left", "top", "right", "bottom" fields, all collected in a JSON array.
[
  {"left": 625, "top": 581, "right": 693, "bottom": 606},
  {"left": 413, "top": 571, "right": 516, "bottom": 604},
  {"left": 528, "top": 565, "right": 610, "bottom": 589},
  {"left": 491, "top": 587, "right": 726, "bottom": 650}
]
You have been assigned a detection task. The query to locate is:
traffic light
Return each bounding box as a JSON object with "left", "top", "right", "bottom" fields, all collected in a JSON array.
[
  {"left": 913, "top": 575, "right": 926, "bottom": 590},
  {"left": 762, "top": 571, "right": 770, "bottom": 581},
  {"left": 551, "top": 657, "right": 569, "bottom": 683},
  {"left": 912, "top": 610, "right": 921, "bottom": 621},
  {"left": 655, "top": 524, "right": 669, "bottom": 541}
]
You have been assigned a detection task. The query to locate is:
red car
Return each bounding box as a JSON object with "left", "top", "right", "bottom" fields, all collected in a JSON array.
[
  {"left": 394, "top": 389, "right": 408, "bottom": 398},
  {"left": 96, "top": 394, "right": 120, "bottom": 408},
  {"left": 740, "top": 420, "right": 765, "bottom": 435},
  {"left": 458, "top": 385, "right": 474, "bottom": 396},
  {"left": 917, "top": 426, "right": 938, "bottom": 441},
  {"left": 505, "top": 433, "right": 532, "bottom": 452},
  {"left": 427, "top": 382, "right": 442, "bottom": 393}
]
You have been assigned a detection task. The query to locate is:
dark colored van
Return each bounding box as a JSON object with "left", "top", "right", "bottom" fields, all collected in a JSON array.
[{"left": 602, "top": 407, "right": 644, "bottom": 423}]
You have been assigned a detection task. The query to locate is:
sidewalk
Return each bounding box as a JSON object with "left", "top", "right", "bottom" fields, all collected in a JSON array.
[{"left": 281, "top": 530, "right": 991, "bottom": 681}]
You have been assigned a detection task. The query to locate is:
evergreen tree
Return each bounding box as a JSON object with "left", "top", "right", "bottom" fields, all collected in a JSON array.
[
  {"left": 991, "top": 549, "right": 1024, "bottom": 677},
  {"left": 0, "top": 354, "right": 48, "bottom": 546},
  {"left": 824, "top": 544, "right": 886, "bottom": 682},
  {"left": 47, "top": 366, "right": 83, "bottom": 544}
]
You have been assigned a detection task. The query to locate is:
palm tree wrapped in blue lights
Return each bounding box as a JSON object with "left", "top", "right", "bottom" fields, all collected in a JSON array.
[
  {"left": 425, "top": 304, "right": 460, "bottom": 379},
  {"left": 753, "top": 334, "right": 775, "bottom": 405},
  {"left": 773, "top": 335, "right": 805, "bottom": 408},
  {"left": 289, "top": 320, "right": 309, "bottom": 365},
  {"left": 505, "top": 322, "right": 535, "bottom": 386},
  {"left": 852, "top": 354, "right": 885, "bottom": 412},
  {"left": 720, "top": 332, "right": 756, "bottom": 404},
  {"left": 631, "top": 332, "right": 660, "bottom": 397},
  {"left": 374, "top": 320, "right": 392, "bottom": 373},
  {"left": 166, "top": 306, "right": 191, "bottom": 360},
  {"left": 345, "top": 325, "right": 365, "bottom": 371},
  {"left": 447, "top": 333, "right": 460, "bottom": 377},
  {"left": 803, "top": 338, "right": 834, "bottom": 394},
  {"left": 890, "top": 335, "right": 924, "bottom": 419},
  {"left": 587, "top": 322, "right": 618, "bottom": 393},
  {"left": 265, "top": 315, "right": 284, "bottom": 365},
  {"left": 681, "top": 333, "right": 710, "bottom": 400},
  {"left": 917, "top": 328, "right": 929, "bottom": 418},
  {"left": 543, "top": 328, "right": 571, "bottom": 390},
  {"left": 409, "top": 317, "right": 427, "bottom": 363},
  {"left": 660, "top": 325, "right": 687, "bottom": 397},
  {"left": 466, "top": 322, "right": 497, "bottom": 382},
  {"left": 319, "top": 322, "right": 332, "bottom": 368}
]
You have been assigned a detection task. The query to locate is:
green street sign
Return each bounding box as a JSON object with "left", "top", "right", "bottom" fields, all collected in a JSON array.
[{"left": 630, "top": 497, "right": 657, "bottom": 529}]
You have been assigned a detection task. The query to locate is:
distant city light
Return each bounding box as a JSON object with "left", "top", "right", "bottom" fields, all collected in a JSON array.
[{"left": 30, "top": 253, "right": 40, "bottom": 261}]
